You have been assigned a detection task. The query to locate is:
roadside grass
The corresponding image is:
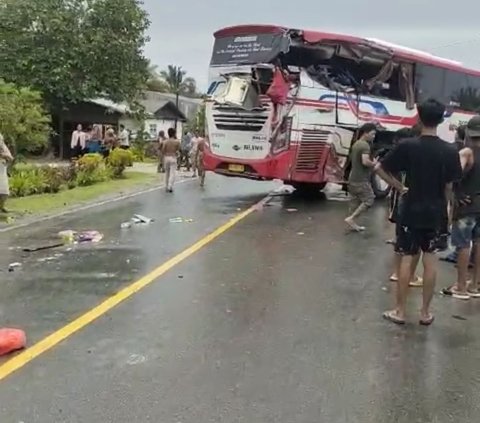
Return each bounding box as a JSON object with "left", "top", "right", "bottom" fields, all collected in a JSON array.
[{"left": 3, "top": 171, "right": 159, "bottom": 218}]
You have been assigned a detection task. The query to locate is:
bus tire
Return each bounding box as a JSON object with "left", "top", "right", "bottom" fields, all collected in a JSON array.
[
  {"left": 371, "top": 172, "right": 390, "bottom": 199},
  {"left": 292, "top": 182, "right": 327, "bottom": 196}
]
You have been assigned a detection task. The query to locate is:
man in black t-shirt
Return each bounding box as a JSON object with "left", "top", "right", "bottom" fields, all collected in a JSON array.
[{"left": 375, "top": 99, "right": 462, "bottom": 326}]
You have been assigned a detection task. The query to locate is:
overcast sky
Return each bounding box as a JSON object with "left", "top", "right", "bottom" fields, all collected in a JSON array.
[{"left": 143, "top": 0, "right": 480, "bottom": 90}]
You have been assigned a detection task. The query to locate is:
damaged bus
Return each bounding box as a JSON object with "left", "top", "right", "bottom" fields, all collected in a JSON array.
[{"left": 204, "top": 24, "right": 480, "bottom": 197}]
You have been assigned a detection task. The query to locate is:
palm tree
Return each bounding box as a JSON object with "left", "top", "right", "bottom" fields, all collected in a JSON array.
[{"left": 160, "top": 65, "right": 198, "bottom": 129}]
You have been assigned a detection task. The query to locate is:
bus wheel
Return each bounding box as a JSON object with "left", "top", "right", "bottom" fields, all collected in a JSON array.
[
  {"left": 371, "top": 173, "right": 390, "bottom": 199},
  {"left": 292, "top": 182, "right": 327, "bottom": 196}
]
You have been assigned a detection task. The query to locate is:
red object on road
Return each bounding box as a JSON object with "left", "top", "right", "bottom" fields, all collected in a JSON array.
[{"left": 0, "top": 328, "right": 26, "bottom": 356}]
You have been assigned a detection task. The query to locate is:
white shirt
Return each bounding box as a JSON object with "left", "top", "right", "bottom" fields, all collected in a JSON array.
[
  {"left": 71, "top": 130, "right": 87, "bottom": 149},
  {"left": 119, "top": 129, "right": 130, "bottom": 147}
]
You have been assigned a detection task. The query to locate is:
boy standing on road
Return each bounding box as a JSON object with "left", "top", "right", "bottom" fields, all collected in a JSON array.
[
  {"left": 375, "top": 98, "right": 462, "bottom": 326},
  {"left": 345, "top": 123, "right": 378, "bottom": 232},
  {"left": 163, "top": 128, "right": 181, "bottom": 193},
  {"left": 442, "top": 116, "right": 480, "bottom": 300}
]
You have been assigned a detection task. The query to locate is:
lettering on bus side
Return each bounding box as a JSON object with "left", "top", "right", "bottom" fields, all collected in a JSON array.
[{"left": 243, "top": 145, "right": 264, "bottom": 151}]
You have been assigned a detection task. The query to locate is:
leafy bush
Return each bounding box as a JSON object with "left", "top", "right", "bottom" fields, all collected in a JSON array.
[
  {"left": 107, "top": 148, "right": 134, "bottom": 178},
  {"left": 40, "top": 165, "right": 64, "bottom": 193},
  {"left": 0, "top": 80, "right": 51, "bottom": 155},
  {"left": 75, "top": 153, "right": 109, "bottom": 186},
  {"left": 9, "top": 164, "right": 47, "bottom": 197},
  {"left": 130, "top": 143, "right": 146, "bottom": 162}
]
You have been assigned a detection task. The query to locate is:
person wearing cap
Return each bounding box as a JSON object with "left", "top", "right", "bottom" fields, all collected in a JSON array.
[{"left": 442, "top": 115, "right": 480, "bottom": 300}]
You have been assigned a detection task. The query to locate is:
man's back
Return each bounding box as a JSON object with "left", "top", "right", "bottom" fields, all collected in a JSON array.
[
  {"left": 163, "top": 138, "right": 180, "bottom": 156},
  {"left": 382, "top": 135, "right": 461, "bottom": 228}
]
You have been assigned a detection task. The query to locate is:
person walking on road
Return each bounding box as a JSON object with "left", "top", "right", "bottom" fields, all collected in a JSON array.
[
  {"left": 178, "top": 131, "right": 192, "bottom": 171},
  {"left": 194, "top": 134, "right": 206, "bottom": 187},
  {"left": 157, "top": 130, "right": 166, "bottom": 173},
  {"left": 163, "top": 128, "right": 181, "bottom": 193},
  {"left": 442, "top": 116, "right": 480, "bottom": 300},
  {"left": 345, "top": 123, "right": 378, "bottom": 231},
  {"left": 0, "top": 133, "right": 14, "bottom": 213},
  {"left": 376, "top": 98, "right": 462, "bottom": 326}
]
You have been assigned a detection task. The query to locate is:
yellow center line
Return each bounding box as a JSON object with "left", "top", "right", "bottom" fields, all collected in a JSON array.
[{"left": 0, "top": 205, "right": 258, "bottom": 382}]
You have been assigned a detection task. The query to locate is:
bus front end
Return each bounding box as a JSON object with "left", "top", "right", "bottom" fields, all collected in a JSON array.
[{"left": 204, "top": 27, "right": 295, "bottom": 181}]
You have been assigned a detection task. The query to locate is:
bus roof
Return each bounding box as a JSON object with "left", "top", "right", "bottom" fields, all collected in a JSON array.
[{"left": 214, "top": 24, "right": 480, "bottom": 78}]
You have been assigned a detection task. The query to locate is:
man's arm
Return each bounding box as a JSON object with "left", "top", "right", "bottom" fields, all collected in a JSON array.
[
  {"left": 361, "top": 153, "right": 377, "bottom": 168},
  {"left": 374, "top": 163, "right": 406, "bottom": 193},
  {"left": 459, "top": 147, "right": 473, "bottom": 171},
  {"left": 445, "top": 182, "right": 454, "bottom": 226}
]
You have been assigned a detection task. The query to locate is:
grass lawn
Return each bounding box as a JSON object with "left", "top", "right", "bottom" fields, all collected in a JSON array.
[{"left": 5, "top": 171, "right": 159, "bottom": 217}]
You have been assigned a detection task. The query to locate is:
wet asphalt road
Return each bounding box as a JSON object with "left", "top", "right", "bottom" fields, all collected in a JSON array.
[{"left": 1, "top": 175, "right": 480, "bottom": 422}]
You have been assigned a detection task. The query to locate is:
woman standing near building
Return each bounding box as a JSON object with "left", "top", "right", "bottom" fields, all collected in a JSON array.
[{"left": 0, "top": 133, "right": 14, "bottom": 213}]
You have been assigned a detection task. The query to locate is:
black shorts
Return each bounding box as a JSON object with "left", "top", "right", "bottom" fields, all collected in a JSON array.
[{"left": 395, "top": 226, "right": 448, "bottom": 255}]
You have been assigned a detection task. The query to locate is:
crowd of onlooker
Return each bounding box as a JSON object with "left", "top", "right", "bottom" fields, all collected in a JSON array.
[{"left": 70, "top": 124, "right": 130, "bottom": 159}]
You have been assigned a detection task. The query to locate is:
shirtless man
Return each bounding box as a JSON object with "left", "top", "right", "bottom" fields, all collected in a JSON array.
[
  {"left": 157, "top": 130, "right": 166, "bottom": 173},
  {"left": 162, "top": 128, "right": 181, "bottom": 193},
  {"left": 194, "top": 134, "right": 206, "bottom": 187}
]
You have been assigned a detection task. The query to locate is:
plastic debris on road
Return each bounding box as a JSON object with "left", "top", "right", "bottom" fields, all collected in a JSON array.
[
  {"left": 58, "top": 230, "right": 103, "bottom": 244},
  {"left": 286, "top": 208, "right": 298, "bottom": 213},
  {"left": 8, "top": 262, "right": 22, "bottom": 272},
  {"left": 272, "top": 185, "right": 295, "bottom": 196},
  {"left": 0, "top": 328, "right": 26, "bottom": 356},
  {"left": 169, "top": 217, "right": 194, "bottom": 223},
  {"left": 121, "top": 214, "right": 154, "bottom": 228}
]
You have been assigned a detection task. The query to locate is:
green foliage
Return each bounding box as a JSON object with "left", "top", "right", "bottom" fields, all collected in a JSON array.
[
  {"left": 186, "top": 103, "right": 206, "bottom": 135},
  {"left": 40, "top": 165, "right": 65, "bottom": 193},
  {"left": 0, "top": 80, "right": 51, "bottom": 155},
  {"left": 107, "top": 148, "right": 134, "bottom": 178},
  {"left": 0, "top": 0, "right": 151, "bottom": 109},
  {"left": 75, "top": 153, "right": 109, "bottom": 186},
  {"left": 160, "top": 65, "right": 199, "bottom": 97},
  {"left": 8, "top": 164, "right": 47, "bottom": 197}
]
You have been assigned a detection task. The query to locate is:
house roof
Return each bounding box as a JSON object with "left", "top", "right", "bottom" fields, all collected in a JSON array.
[
  {"left": 88, "top": 98, "right": 131, "bottom": 114},
  {"left": 141, "top": 91, "right": 188, "bottom": 121}
]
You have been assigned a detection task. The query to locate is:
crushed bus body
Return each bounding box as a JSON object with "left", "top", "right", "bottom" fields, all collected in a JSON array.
[{"left": 204, "top": 24, "right": 480, "bottom": 197}]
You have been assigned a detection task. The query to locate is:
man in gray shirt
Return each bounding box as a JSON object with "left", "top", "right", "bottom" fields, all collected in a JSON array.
[{"left": 345, "top": 123, "right": 378, "bottom": 231}]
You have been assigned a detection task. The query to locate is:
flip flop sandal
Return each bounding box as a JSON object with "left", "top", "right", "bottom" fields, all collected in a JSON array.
[
  {"left": 383, "top": 311, "right": 405, "bottom": 325},
  {"left": 419, "top": 315, "right": 435, "bottom": 326},
  {"left": 467, "top": 290, "right": 480, "bottom": 298},
  {"left": 409, "top": 277, "right": 423, "bottom": 288},
  {"left": 389, "top": 275, "right": 399, "bottom": 282}
]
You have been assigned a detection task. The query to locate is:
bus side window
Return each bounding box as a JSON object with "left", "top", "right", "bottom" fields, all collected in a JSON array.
[
  {"left": 415, "top": 64, "right": 447, "bottom": 104},
  {"left": 445, "top": 70, "right": 480, "bottom": 112}
]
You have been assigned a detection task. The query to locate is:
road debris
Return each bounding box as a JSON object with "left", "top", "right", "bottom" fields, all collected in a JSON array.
[
  {"left": 169, "top": 217, "right": 194, "bottom": 223},
  {"left": 8, "top": 262, "right": 22, "bottom": 272},
  {"left": 0, "top": 328, "right": 26, "bottom": 356},
  {"left": 286, "top": 208, "right": 298, "bottom": 213},
  {"left": 58, "top": 230, "right": 103, "bottom": 244},
  {"left": 22, "top": 242, "right": 64, "bottom": 253},
  {"left": 121, "top": 214, "right": 154, "bottom": 228}
]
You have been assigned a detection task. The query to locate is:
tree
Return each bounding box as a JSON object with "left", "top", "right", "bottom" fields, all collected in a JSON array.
[
  {"left": 453, "top": 87, "right": 480, "bottom": 112},
  {"left": 0, "top": 81, "right": 51, "bottom": 156},
  {"left": 160, "top": 65, "right": 198, "bottom": 97},
  {"left": 146, "top": 62, "right": 169, "bottom": 93},
  {"left": 0, "top": 0, "right": 151, "bottom": 157}
]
